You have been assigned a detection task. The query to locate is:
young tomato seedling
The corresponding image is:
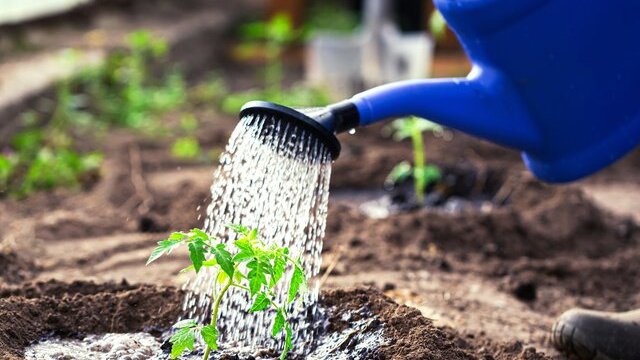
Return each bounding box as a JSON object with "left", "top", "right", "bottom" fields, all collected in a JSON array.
[
  {"left": 386, "top": 117, "right": 443, "bottom": 204},
  {"left": 147, "top": 225, "right": 307, "bottom": 360}
]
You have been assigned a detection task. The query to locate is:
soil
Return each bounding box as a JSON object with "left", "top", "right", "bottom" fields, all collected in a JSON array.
[
  {"left": 0, "top": 280, "right": 183, "bottom": 360},
  {"left": 0, "top": 281, "right": 548, "bottom": 360}
]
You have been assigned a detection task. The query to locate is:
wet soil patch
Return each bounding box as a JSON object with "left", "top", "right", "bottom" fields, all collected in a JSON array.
[
  {"left": 2, "top": 282, "right": 549, "bottom": 360},
  {"left": 339, "top": 162, "right": 508, "bottom": 218}
]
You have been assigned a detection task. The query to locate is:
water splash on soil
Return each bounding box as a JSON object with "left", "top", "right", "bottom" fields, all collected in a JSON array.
[
  {"left": 24, "top": 310, "right": 386, "bottom": 360},
  {"left": 181, "top": 114, "right": 332, "bottom": 350}
]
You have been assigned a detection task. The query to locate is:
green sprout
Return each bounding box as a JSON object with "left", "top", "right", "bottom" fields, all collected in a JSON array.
[
  {"left": 75, "top": 30, "right": 186, "bottom": 129},
  {"left": 147, "top": 225, "right": 307, "bottom": 360},
  {"left": 0, "top": 118, "right": 103, "bottom": 198},
  {"left": 387, "top": 117, "right": 443, "bottom": 203},
  {"left": 170, "top": 114, "right": 204, "bottom": 160},
  {"left": 171, "top": 137, "right": 201, "bottom": 160}
]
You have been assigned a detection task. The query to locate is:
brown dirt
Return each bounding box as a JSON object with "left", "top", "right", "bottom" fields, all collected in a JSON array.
[
  {"left": 0, "top": 250, "right": 37, "bottom": 284},
  {"left": 322, "top": 287, "right": 549, "bottom": 360},
  {"left": 0, "top": 281, "right": 547, "bottom": 360},
  {"left": 0, "top": 280, "right": 183, "bottom": 360}
]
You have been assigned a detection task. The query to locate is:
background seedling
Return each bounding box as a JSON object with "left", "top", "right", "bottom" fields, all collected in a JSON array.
[
  {"left": 71, "top": 30, "right": 186, "bottom": 130},
  {"left": 170, "top": 114, "right": 203, "bottom": 160},
  {"left": 386, "top": 116, "right": 443, "bottom": 203},
  {"left": 147, "top": 225, "right": 307, "bottom": 360}
]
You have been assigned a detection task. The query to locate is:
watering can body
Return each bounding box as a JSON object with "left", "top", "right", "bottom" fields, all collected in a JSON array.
[{"left": 349, "top": 0, "right": 640, "bottom": 182}]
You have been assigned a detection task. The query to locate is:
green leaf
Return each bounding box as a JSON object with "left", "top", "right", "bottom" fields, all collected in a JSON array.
[
  {"left": 234, "top": 238, "right": 252, "bottom": 252},
  {"left": 233, "top": 238, "right": 255, "bottom": 262},
  {"left": 272, "top": 310, "right": 285, "bottom": 337},
  {"left": 250, "top": 292, "right": 270, "bottom": 312},
  {"left": 288, "top": 264, "right": 306, "bottom": 303},
  {"left": 171, "top": 137, "right": 201, "bottom": 160},
  {"left": 190, "top": 228, "right": 209, "bottom": 241},
  {"left": 188, "top": 239, "right": 206, "bottom": 273},
  {"left": 247, "top": 259, "right": 268, "bottom": 296},
  {"left": 170, "top": 327, "right": 195, "bottom": 359},
  {"left": 271, "top": 252, "right": 287, "bottom": 287},
  {"left": 234, "top": 249, "right": 254, "bottom": 263},
  {"left": 173, "top": 319, "right": 197, "bottom": 329},
  {"left": 414, "top": 165, "right": 442, "bottom": 186},
  {"left": 146, "top": 234, "right": 185, "bottom": 265},
  {"left": 212, "top": 243, "right": 235, "bottom": 278},
  {"left": 201, "top": 325, "right": 219, "bottom": 350},
  {"left": 386, "top": 161, "right": 413, "bottom": 185}
]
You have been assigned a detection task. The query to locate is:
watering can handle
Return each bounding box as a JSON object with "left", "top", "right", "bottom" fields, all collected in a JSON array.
[{"left": 350, "top": 67, "right": 541, "bottom": 153}]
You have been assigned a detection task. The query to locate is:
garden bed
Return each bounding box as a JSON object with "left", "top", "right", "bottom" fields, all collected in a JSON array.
[
  {"left": 0, "top": 281, "right": 547, "bottom": 359},
  {"left": 0, "top": 105, "right": 639, "bottom": 358}
]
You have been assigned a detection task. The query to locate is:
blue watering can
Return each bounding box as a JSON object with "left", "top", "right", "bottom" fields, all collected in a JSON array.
[{"left": 241, "top": 0, "right": 640, "bottom": 182}]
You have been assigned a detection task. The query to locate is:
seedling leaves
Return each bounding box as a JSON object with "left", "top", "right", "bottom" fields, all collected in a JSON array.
[
  {"left": 247, "top": 259, "right": 268, "bottom": 296},
  {"left": 233, "top": 238, "right": 254, "bottom": 262},
  {"left": 271, "top": 251, "right": 287, "bottom": 287},
  {"left": 250, "top": 292, "right": 270, "bottom": 312},
  {"left": 212, "top": 243, "right": 235, "bottom": 277},
  {"left": 201, "top": 325, "right": 219, "bottom": 350},
  {"left": 288, "top": 264, "right": 306, "bottom": 303},
  {"left": 272, "top": 309, "right": 285, "bottom": 336},
  {"left": 173, "top": 319, "right": 197, "bottom": 329},
  {"left": 188, "top": 239, "right": 206, "bottom": 273},
  {"left": 147, "top": 235, "right": 184, "bottom": 265},
  {"left": 170, "top": 327, "right": 195, "bottom": 359}
]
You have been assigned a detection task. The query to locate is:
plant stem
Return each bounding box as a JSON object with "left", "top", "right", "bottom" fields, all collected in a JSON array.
[
  {"left": 203, "top": 277, "right": 233, "bottom": 360},
  {"left": 411, "top": 123, "right": 426, "bottom": 203}
]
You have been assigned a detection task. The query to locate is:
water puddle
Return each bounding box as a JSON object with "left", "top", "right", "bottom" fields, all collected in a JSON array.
[
  {"left": 25, "top": 310, "right": 386, "bottom": 360},
  {"left": 331, "top": 188, "right": 496, "bottom": 219}
]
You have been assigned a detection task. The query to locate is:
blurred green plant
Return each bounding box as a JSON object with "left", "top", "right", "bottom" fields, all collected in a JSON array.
[
  {"left": 6, "top": 30, "right": 188, "bottom": 198},
  {"left": 0, "top": 126, "right": 102, "bottom": 198},
  {"left": 386, "top": 117, "right": 443, "bottom": 203},
  {"left": 170, "top": 114, "right": 203, "bottom": 160},
  {"left": 305, "top": 2, "right": 359, "bottom": 35},
  {"left": 222, "top": 14, "right": 330, "bottom": 114},
  {"left": 73, "top": 30, "right": 186, "bottom": 129}
]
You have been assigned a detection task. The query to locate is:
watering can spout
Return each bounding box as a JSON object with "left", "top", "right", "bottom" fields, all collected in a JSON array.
[{"left": 347, "top": 68, "right": 541, "bottom": 152}]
